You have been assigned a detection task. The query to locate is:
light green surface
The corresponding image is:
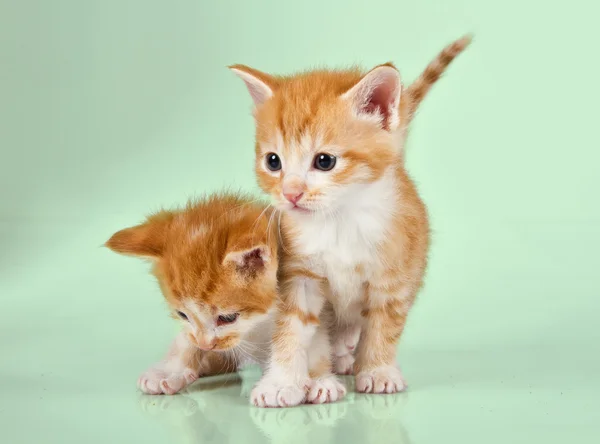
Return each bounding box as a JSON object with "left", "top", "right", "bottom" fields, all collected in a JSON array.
[{"left": 1, "top": 1, "right": 599, "bottom": 443}]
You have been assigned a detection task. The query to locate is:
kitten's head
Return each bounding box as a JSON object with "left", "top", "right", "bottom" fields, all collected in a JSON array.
[
  {"left": 229, "top": 64, "right": 403, "bottom": 216},
  {"left": 106, "top": 193, "right": 278, "bottom": 352}
]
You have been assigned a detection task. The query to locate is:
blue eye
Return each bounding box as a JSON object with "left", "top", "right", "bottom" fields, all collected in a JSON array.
[
  {"left": 266, "top": 153, "right": 282, "bottom": 171},
  {"left": 217, "top": 313, "right": 239, "bottom": 325},
  {"left": 313, "top": 153, "right": 336, "bottom": 171}
]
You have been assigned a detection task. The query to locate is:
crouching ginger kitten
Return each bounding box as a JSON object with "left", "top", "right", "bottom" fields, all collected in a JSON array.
[{"left": 106, "top": 193, "right": 282, "bottom": 395}]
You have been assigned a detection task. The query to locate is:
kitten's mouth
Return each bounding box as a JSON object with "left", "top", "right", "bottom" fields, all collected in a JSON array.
[
  {"left": 279, "top": 200, "right": 313, "bottom": 214},
  {"left": 290, "top": 204, "right": 312, "bottom": 214},
  {"left": 206, "top": 345, "right": 231, "bottom": 352}
]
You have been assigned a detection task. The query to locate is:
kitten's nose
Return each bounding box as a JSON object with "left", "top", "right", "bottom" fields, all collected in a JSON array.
[
  {"left": 284, "top": 192, "right": 304, "bottom": 205},
  {"left": 198, "top": 339, "right": 216, "bottom": 351}
]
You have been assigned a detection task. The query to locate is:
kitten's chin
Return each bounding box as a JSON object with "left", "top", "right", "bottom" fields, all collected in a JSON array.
[
  {"left": 290, "top": 206, "right": 313, "bottom": 215},
  {"left": 278, "top": 202, "right": 314, "bottom": 215},
  {"left": 212, "top": 343, "right": 239, "bottom": 352}
]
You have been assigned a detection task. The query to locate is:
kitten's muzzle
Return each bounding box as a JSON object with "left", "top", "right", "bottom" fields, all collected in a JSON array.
[
  {"left": 197, "top": 341, "right": 217, "bottom": 351},
  {"left": 189, "top": 334, "right": 217, "bottom": 351}
]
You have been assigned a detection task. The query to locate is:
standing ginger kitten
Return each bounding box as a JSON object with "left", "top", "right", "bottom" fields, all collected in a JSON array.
[
  {"left": 230, "top": 35, "right": 471, "bottom": 407},
  {"left": 106, "top": 193, "right": 280, "bottom": 395}
]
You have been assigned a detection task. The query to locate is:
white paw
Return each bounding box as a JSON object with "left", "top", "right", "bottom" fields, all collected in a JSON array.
[
  {"left": 307, "top": 375, "right": 347, "bottom": 404},
  {"left": 250, "top": 379, "right": 308, "bottom": 408},
  {"left": 334, "top": 354, "right": 355, "bottom": 375},
  {"left": 137, "top": 366, "right": 198, "bottom": 395},
  {"left": 355, "top": 366, "right": 406, "bottom": 394}
]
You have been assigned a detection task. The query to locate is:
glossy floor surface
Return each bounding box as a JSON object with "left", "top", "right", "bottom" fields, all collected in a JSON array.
[
  {"left": 2, "top": 224, "right": 599, "bottom": 443},
  {"left": 2, "top": 223, "right": 597, "bottom": 443},
  {"left": 3, "top": 325, "right": 598, "bottom": 444}
]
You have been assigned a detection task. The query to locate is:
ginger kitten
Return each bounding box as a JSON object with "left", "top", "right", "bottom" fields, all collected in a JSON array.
[
  {"left": 230, "top": 35, "right": 471, "bottom": 407},
  {"left": 106, "top": 193, "right": 280, "bottom": 395}
]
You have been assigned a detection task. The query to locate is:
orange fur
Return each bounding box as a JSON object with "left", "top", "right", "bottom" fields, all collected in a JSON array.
[{"left": 402, "top": 34, "right": 472, "bottom": 125}]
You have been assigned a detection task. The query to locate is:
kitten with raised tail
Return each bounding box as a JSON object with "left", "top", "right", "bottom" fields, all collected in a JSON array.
[
  {"left": 106, "top": 193, "right": 281, "bottom": 395},
  {"left": 230, "top": 35, "right": 472, "bottom": 407}
]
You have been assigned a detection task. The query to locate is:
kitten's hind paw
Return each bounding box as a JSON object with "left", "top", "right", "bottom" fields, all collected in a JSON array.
[
  {"left": 306, "top": 375, "right": 346, "bottom": 404},
  {"left": 334, "top": 354, "right": 355, "bottom": 375},
  {"left": 355, "top": 366, "right": 406, "bottom": 394}
]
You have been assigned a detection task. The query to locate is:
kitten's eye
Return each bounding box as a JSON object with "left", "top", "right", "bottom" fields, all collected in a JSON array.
[
  {"left": 265, "top": 153, "right": 282, "bottom": 171},
  {"left": 176, "top": 311, "right": 188, "bottom": 321},
  {"left": 313, "top": 153, "right": 336, "bottom": 171},
  {"left": 217, "top": 313, "right": 239, "bottom": 326}
]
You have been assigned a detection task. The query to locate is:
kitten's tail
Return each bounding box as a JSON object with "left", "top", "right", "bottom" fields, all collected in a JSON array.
[{"left": 401, "top": 34, "right": 473, "bottom": 125}]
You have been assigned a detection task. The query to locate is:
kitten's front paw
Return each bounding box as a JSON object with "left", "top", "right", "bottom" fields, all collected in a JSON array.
[
  {"left": 307, "top": 375, "right": 346, "bottom": 404},
  {"left": 334, "top": 354, "right": 355, "bottom": 375},
  {"left": 250, "top": 379, "right": 308, "bottom": 408},
  {"left": 355, "top": 366, "right": 406, "bottom": 394},
  {"left": 138, "top": 366, "right": 198, "bottom": 395}
]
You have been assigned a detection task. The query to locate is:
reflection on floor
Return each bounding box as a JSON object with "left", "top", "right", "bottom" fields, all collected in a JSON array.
[{"left": 138, "top": 369, "right": 411, "bottom": 444}]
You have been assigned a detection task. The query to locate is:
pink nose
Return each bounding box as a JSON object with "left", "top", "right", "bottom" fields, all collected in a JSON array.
[
  {"left": 197, "top": 340, "right": 216, "bottom": 351},
  {"left": 284, "top": 192, "right": 304, "bottom": 205}
]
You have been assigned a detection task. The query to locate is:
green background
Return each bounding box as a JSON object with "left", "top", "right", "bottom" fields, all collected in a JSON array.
[{"left": 1, "top": 1, "right": 598, "bottom": 443}]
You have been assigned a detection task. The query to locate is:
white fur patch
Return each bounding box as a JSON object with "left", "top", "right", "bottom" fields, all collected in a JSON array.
[
  {"left": 291, "top": 169, "right": 397, "bottom": 289},
  {"left": 356, "top": 365, "right": 406, "bottom": 394},
  {"left": 306, "top": 376, "right": 346, "bottom": 404},
  {"left": 189, "top": 224, "right": 208, "bottom": 240}
]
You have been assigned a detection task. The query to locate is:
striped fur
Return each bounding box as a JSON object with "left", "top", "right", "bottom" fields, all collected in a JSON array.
[{"left": 402, "top": 34, "right": 473, "bottom": 125}]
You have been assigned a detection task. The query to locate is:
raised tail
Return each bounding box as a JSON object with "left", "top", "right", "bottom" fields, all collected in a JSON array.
[{"left": 401, "top": 34, "right": 473, "bottom": 125}]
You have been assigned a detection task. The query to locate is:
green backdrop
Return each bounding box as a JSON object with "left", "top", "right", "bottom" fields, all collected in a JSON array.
[{"left": 1, "top": 1, "right": 598, "bottom": 443}]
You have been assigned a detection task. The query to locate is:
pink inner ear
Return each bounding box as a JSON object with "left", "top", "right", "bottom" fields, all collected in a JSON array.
[
  {"left": 244, "top": 80, "right": 268, "bottom": 106},
  {"left": 226, "top": 246, "right": 268, "bottom": 278},
  {"left": 362, "top": 81, "right": 397, "bottom": 131},
  {"left": 241, "top": 248, "right": 265, "bottom": 271}
]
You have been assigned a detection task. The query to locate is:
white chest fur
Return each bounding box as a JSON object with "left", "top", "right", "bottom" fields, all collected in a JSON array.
[
  {"left": 291, "top": 171, "right": 398, "bottom": 299},
  {"left": 227, "top": 312, "right": 275, "bottom": 370}
]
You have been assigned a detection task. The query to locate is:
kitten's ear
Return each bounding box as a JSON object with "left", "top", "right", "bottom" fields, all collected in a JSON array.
[
  {"left": 223, "top": 244, "right": 271, "bottom": 276},
  {"left": 105, "top": 213, "right": 173, "bottom": 259},
  {"left": 229, "top": 64, "right": 278, "bottom": 107},
  {"left": 342, "top": 64, "right": 402, "bottom": 131}
]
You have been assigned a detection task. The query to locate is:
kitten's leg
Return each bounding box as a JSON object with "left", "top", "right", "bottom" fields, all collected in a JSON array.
[
  {"left": 354, "top": 285, "right": 413, "bottom": 394},
  {"left": 332, "top": 324, "right": 361, "bottom": 375},
  {"left": 138, "top": 331, "right": 234, "bottom": 395},
  {"left": 250, "top": 276, "right": 325, "bottom": 408},
  {"left": 138, "top": 331, "right": 201, "bottom": 395},
  {"left": 327, "top": 302, "right": 362, "bottom": 375},
  {"left": 306, "top": 322, "right": 347, "bottom": 404}
]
